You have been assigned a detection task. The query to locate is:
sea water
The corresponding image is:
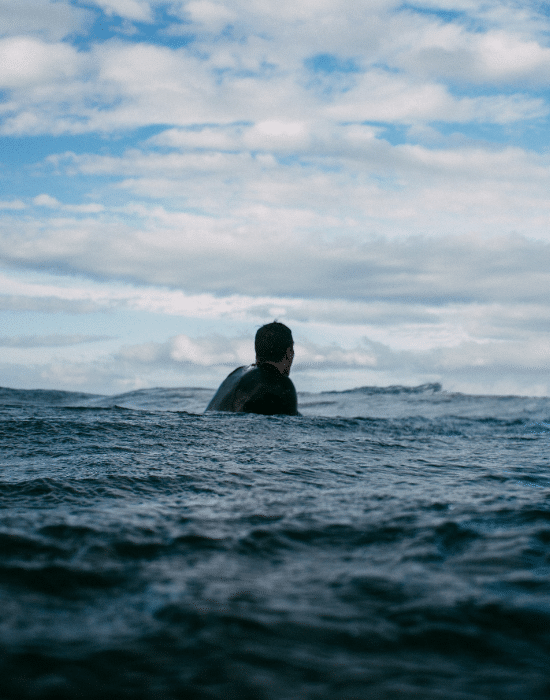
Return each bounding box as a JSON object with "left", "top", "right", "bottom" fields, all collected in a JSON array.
[{"left": 0, "top": 383, "right": 549, "bottom": 699}]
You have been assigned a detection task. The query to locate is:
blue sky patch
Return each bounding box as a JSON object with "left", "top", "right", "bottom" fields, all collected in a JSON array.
[
  {"left": 397, "top": 3, "right": 467, "bottom": 24},
  {"left": 304, "top": 54, "right": 362, "bottom": 75},
  {"left": 69, "top": 1, "right": 195, "bottom": 50}
]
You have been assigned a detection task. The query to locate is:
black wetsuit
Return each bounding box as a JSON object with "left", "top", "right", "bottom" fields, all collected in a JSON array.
[{"left": 205, "top": 363, "right": 299, "bottom": 415}]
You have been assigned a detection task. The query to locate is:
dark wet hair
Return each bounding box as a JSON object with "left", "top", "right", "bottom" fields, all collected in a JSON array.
[{"left": 255, "top": 321, "right": 293, "bottom": 363}]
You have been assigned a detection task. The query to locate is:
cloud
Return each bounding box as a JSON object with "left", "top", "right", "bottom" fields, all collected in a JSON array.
[
  {"left": 182, "top": 1, "right": 237, "bottom": 31},
  {"left": 97, "top": 329, "right": 550, "bottom": 397},
  {"left": 118, "top": 333, "right": 252, "bottom": 366},
  {"left": 0, "top": 334, "right": 112, "bottom": 348},
  {"left": 117, "top": 333, "right": 378, "bottom": 370},
  {"left": 33, "top": 194, "right": 60, "bottom": 207},
  {"left": 88, "top": 0, "right": 153, "bottom": 22},
  {"left": 2, "top": 269, "right": 548, "bottom": 344},
  {"left": 0, "top": 0, "right": 92, "bottom": 41},
  {"left": 0, "top": 294, "right": 103, "bottom": 313},
  {"left": 2, "top": 1, "right": 548, "bottom": 137},
  {"left": 2, "top": 190, "right": 550, "bottom": 304},
  {"left": 3, "top": 267, "right": 550, "bottom": 363},
  {"left": 0, "top": 200, "right": 25, "bottom": 210},
  {"left": 325, "top": 69, "right": 546, "bottom": 124},
  {"left": 0, "top": 273, "right": 443, "bottom": 327},
  {"left": 0, "top": 36, "right": 83, "bottom": 88},
  {"left": 33, "top": 194, "right": 104, "bottom": 213},
  {"left": 52, "top": 124, "right": 549, "bottom": 199},
  {"left": 2, "top": 264, "right": 550, "bottom": 395},
  {"left": 396, "top": 27, "right": 550, "bottom": 86},
  {"left": 37, "top": 128, "right": 550, "bottom": 247}
]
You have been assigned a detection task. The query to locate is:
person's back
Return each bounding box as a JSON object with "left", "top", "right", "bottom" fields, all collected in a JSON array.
[
  {"left": 205, "top": 363, "right": 298, "bottom": 415},
  {"left": 205, "top": 322, "right": 299, "bottom": 416}
]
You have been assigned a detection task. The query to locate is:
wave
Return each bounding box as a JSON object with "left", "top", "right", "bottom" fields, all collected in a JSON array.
[
  {"left": 324, "top": 382, "right": 443, "bottom": 395},
  {"left": 0, "top": 383, "right": 442, "bottom": 409},
  {"left": 0, "top": 386, "right": 102, "bottom": 405},
  {"left": 3, "top": 383, "right": 550, "bottom": 422},
  {"left": 0, "top": 386, "right": 213, "bottom": 412}
]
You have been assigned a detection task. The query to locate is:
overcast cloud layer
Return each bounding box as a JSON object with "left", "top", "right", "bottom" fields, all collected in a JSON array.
[{"left": 1, "top": 0, "right": 550, "bottom": 396}]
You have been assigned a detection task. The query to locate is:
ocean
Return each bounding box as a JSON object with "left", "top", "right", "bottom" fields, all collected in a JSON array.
[{"left": 0, "top": 383, "right": 549, "bottom": 699}]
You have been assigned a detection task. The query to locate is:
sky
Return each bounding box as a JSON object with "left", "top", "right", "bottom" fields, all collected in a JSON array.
[{"left": 1, "top": 0, "right": 550, "bottom": 397}]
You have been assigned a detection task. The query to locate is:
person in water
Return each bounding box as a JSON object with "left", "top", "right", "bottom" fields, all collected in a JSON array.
[{"left": 205, "top": 321, "right": 299, "bottom": 415}]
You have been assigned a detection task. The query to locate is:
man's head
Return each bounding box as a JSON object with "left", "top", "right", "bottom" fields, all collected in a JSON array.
[{"left": 255, "top": 322, "right": 294, "bottom": 374}]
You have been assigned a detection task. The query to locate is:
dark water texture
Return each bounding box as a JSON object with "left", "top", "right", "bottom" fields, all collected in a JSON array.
[{"left": 0, "top": 384, "right": 549, "bottom": 699}]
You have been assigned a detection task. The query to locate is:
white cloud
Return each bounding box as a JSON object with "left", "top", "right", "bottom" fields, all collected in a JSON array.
[
  {"left": 169, "top": 333, "right": 250, "bottom": 365},
  {"left": 0, "top": 36, "right": 83, "bottom": 88},
  {"left": 118, "top": 333, "right": 379, "bottom": 370},
  {"left": 244, "top": 120, "right": 315, "bottom": 152},
  {"left": 2, "top": 264, "right": 550, "bottom": 395},
  {"left": 33, "top": 195, "right": 104, "bottom": 214},
  {"left": 0, "top": 334, "right": 112, "bottom": 347},
  {"left": 391, "top": 21, "right": 550, "bottom": 86},
  {"left": 2, "top": 195, "right": 550, "bottom": 303},
  {"left": 33, "top": 194, "right": 60, "bottom": 207},
  {"left": 38, "top": 132, "right": 550, "bottom": 246},
  {"left": 89, "top": 0, "right": 153, "bottom": 22},
  {"left": 62, "top": 327, "right": 550, "bottom": 396},
  {"left": 3, "top": 3, "right": 549, "bottom": 137},
  {"left": 0, "top": 294, "right": 103, "bottom": 313},
  {"left": 3, "top": 266, "right": 550, "bottom": 347},
  {"left": 147, "top": 125, "right": 243, "bottom": 150},
  {"left": 0, "top": 200, "right": 25, "bottom": 210},
  {"left": 183, "top": 1, "right": 236, "bottom": 31},
  {"left": 325, "top": 68, "right": 547, "bottom": 124},
  {"left": 0, "top": 0, "right": 91, "bottom": 41},
  {"left": 56, "top": 126, "right": 550, "bottom": 179},
  {"left": 477, "top": 31, "right": 550, "bottom": 82}
]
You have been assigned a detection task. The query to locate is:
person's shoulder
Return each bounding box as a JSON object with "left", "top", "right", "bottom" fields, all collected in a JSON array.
[
  {"left": 259, "top": 366, "right": 297, "bottom": 396},
  {"left": 272, "top": 370, "right": 296, "bottom": 390},
  {"left": 240, "top": 369, "right": 298, "bottom": 415},
  {"left": 233, "top": 363, "right": 262, "bottom": 383},
  {"left": 227, "top": 365, "right": 249, "bottom": 376},
  {"left": 256, "top": 363, "right": 285, "bottom": 379}
]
